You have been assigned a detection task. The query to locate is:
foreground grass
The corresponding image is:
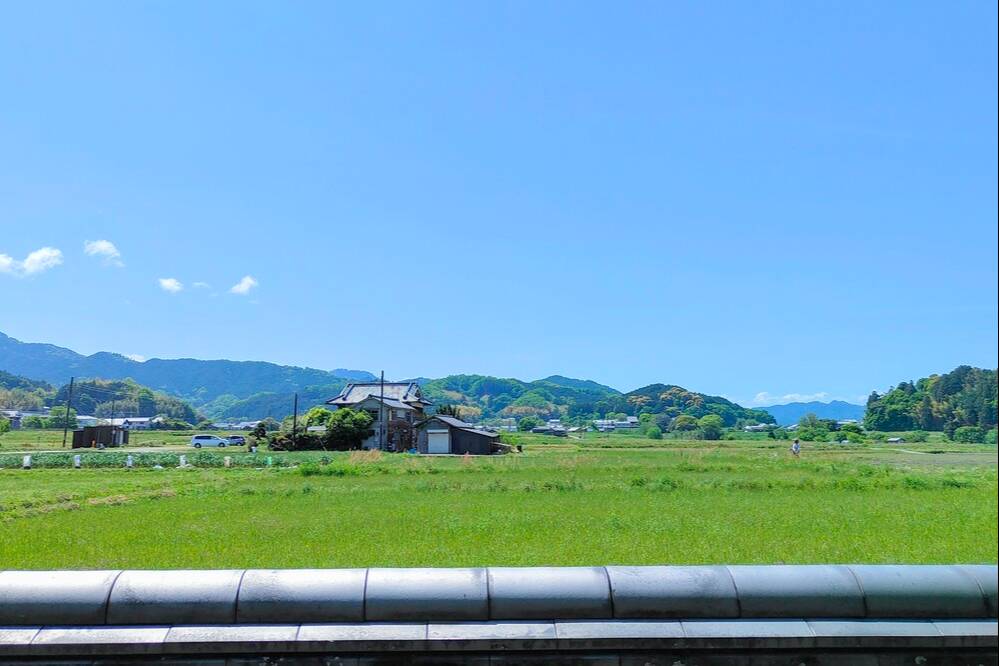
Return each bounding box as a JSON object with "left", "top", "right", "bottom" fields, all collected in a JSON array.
[{"left": 2, "top": 445, "right": 995, "bottom": 568}]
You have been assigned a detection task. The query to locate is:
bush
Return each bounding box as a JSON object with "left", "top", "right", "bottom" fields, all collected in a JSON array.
[
  {"left": 906, "top": 430, "right": 929, "bottom": 443},
  {"left": 646, "top": 425, "right": 663, "bottom": 440},
  {"left": 986, "top": 429, "right": 998, "bottom": 445},
  {"left": 268, "top": 432, "right": 326, "bottom": 451},
  {"left": 953, "top": 426, "right": 987, "bottom": 444}
]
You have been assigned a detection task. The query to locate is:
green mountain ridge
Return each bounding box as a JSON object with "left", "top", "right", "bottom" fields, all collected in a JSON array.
[
  {"left": 0, "top": 330, "right": 374, "bottom": 405},
  {"left": 1, "top": 331, "right": 771, "bottom": 424}
]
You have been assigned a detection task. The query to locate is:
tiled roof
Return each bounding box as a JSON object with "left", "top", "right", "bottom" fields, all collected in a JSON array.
[{"left": 327, "top": 382, "right": 429, "bottom": 406}]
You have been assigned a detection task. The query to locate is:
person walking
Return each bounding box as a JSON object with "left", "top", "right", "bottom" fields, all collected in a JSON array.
[{"left": 791, "top": 438, "right": 801, "bottom": 458}]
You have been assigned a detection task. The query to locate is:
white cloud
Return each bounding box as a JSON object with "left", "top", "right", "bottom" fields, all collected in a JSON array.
[
  {"left": 158, "top": 277, "right": 184, "bottom": 293},
  {"left": 750, "top": 391, "right": 830, "bottom": 406},
  {"left": 229, "top": 275, "right": 258, "bottom": 295},
  {"left": 83, "top": 239, "right": 124, "bottom": 267},
  {"left": 192, "top": 281, "right": 210, "bottom": 288},
  {"left": 0, "top": 247, "right": 64, "bottom": 277},
  {"left": 125, "top": 353, "right": 147, "bottom": 362}
]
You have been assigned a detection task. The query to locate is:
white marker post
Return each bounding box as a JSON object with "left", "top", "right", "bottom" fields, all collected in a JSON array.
[
  {"left": 22, "top": 455, "right": 31, "bottom": 469},
  {"left": 178, "top": 454, "right": 187, "bottom": 468},
  {"left": 126, "top": 455, "right": 134, "bottom": 469},
  {"left": 73, "top": 455, "right": 82, "bottom": 469}
]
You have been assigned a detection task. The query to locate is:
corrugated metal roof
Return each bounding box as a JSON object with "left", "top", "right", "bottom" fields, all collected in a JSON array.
[{"left": 420, "top": 415, "right": 499, "bottom": 438}]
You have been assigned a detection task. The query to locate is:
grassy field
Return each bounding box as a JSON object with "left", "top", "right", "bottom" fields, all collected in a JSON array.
[{"left": 2, "top": 432, "right": 995, "bottom": 569}]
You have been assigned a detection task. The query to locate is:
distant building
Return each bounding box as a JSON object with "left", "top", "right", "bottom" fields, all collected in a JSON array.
[
  {"left": 101, "top": 417, "right": 155, "bottom": 430},
  {"left": 743, "top": 424, "right": 772, "bottom": 432},
  {"left": 1, "top": 410, "right": 23, "bottom": 429},
  {"left": 75, "top": 415, "right": 101, "bottom": 427},
  {"left": 326, "top": 382, "right": 432, "bottom": 450},
  {"left": 886, "top": 437, "right": 905, "bottom": 444},
  {"left": 416, "top": 416, "right": 508, "bottom": 455}
]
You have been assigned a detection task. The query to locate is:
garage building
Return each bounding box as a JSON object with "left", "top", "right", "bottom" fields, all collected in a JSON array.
[{"left": 416, "top": 415, "right": 509, "bottom": 455}]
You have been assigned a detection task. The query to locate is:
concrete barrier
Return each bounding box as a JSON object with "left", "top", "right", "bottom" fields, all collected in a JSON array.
[
  {"left": 106, "top": 569, "right": 243, "bottom": 625},
  {"left": 364, "top": 567, "right": 489, "bottom": 621},
  {"left": 487, "top": 566, "right": 613, "bottom": 619},
  {"left": 607, "top": 565, "right": 739, "bottom": 618},
  {"left": 1, "top": 565, "right": 995, "bottom": 659}
]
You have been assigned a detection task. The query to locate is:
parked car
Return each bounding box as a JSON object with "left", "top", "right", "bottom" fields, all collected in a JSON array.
[
  {"left": 190, "top": 434, "right": 229, "bottom": 448},
  {"left": 227, "top": 435, "right": 246, "bottom": 445}
]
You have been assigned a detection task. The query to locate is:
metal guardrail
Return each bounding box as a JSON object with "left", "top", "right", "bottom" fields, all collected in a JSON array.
[{"left": 0, "top": 565, "right": 996, "bottom": 659}]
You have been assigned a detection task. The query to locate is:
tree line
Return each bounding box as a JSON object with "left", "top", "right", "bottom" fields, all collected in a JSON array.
[{"left": 864, "top": 366, "right": 997, "bottom": 441}]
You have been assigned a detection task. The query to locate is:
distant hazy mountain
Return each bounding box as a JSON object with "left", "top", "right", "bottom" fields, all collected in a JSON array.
[
  {"left": 761, "top": 400, "right": 865, "bottom": 426},
  {"left": 0, "top": 330, "right": 375, "bottom": 406}
]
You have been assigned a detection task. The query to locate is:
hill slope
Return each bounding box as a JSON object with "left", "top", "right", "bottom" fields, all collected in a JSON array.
[
  {"left": 762, "top": 400, "right": 865, "bottom": 426},
  {"left": 0, "top": 330, "right": 374, "bottom": 406},
  {"left": 864, "top": 365, "right": 997, "bottom": 432}
]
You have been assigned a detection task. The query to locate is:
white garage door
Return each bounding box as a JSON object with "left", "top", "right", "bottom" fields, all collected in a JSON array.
[{"left": 427, "top": 430, "right": 450, "bottom": 454}]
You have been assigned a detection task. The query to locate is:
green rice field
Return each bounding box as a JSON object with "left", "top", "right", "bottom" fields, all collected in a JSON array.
[{"left": 1, "top": 433, "right": 995, "bottom": 568}]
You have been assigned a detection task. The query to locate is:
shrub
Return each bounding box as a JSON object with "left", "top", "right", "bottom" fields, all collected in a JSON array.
[
  {"left": 268, "top": 432, "right": 326, "bottom": 451},
  {"left": 953, "top": 426, "right": 987, "bottom": 444},
  {"left": 646, "top": 425, "right": 663, "bottom": 440},
  {"left": 986, "top": 429, "right": 998, "bottom": 445},
  {"left": 906, "top": 430, "right": 930, "bottom": 443}
]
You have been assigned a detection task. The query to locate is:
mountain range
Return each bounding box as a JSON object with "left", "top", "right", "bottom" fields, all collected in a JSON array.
[
  {"left": 0, "top": 330, "right": 771, "bottom": 424},
  {"left": 0, "top": 331, "right": 374, "bottom": 406},
  {"left": 759, "top": 400, "right": 866, "bottom": 426}
]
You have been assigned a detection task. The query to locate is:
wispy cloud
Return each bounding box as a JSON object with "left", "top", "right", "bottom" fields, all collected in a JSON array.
[
  {"left": 750, "top": 391, "right": 830, "bottom": 406},
  {"left": 192, "top": 281, "right": 210, "bottom": 289},
  {"left": 229, "top": 275, "right": 258, "bottom": 295},
  {"left": 83, "top": 239, "right": 124, "bottom": 267},
  {"left": 158, "top": 277, "right": 184, "bottom": 293},
  {"left": 125, "top": 353, "right": 147, "bottom": 362},
  {"left": 0, "top": 247, "right": 64, "bottom": 277}
]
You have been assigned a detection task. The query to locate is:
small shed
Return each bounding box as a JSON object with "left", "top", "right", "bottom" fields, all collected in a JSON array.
[
  {"left": 416, "top": 416, "right": 509, "bottom": 455},
  {"left": 72, "top": 426, "right": 128, "bottom": 448}
]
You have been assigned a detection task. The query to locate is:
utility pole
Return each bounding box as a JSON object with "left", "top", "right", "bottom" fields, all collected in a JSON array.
[
  {"left": 110, "top": 396, "right": 116, "bottom": 447},
  {"left": 379, "top": 370, "right": 386, "bottom": 451},
  {"left": 291, "top": 393, "right": 299, "bottom": 447},
  {"left": 61, "top": 377, "right": 75, "bottom": 448}
]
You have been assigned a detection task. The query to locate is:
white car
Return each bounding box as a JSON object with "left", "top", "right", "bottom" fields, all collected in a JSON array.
[{"left": 190, "top": 434, "right": 229, "bottom": 448}]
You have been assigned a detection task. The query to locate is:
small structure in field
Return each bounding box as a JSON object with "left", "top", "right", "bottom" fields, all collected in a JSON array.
[
  {"left": 72, "top": 425, "right": 128, "bottom": 448},
  {"left": 416, "top": 416, "right": 509, "bottom": 455}
]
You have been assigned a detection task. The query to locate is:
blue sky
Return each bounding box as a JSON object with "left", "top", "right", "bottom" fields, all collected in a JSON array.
[{"left": 1, "top": 1, "right": 996, "bottom": 406}]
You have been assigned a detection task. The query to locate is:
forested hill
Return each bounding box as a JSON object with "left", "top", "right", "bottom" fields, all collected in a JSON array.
[
  {"left": 418, "top": 376, "right": 770, "bottom": 426},
  {"left": 612, "top": 384, "right": 774, "bottom": 426},
  {"left": 1, "top": 371, "right": 200, "bottom": 423},
  {"left": 418, "top": 374, "right": 621, "bottom": 421},
  {"left": 864, "top": 365, "right": 997, "bottom": 434},
  {"left": 3, "top": 330, "right": 785, "bottom": 424},
  {"left": 0, "top": 330, "right": 374, "bottom": 405}
]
